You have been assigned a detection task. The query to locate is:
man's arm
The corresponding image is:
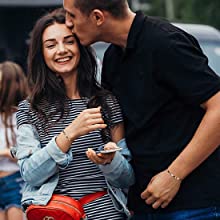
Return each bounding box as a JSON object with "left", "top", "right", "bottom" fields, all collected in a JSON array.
[
  {"left": 168, "top": 90, "right": 220, "bottom": 180},
  {"left": 141, "top": 91, "right": 220, "bottom": 209}
]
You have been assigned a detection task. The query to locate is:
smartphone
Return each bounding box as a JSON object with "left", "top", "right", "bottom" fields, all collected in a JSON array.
[{"left": 98, "top": 147, "right": 122, "bottom": 154}]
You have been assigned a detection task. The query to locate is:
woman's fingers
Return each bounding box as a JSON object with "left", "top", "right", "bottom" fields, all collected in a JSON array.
[
  {"left": 70, "top": 107, "right": 107, "bottom": 137},
  {"left": 86, "top": 148, "right": 113, "bottom": 165}
]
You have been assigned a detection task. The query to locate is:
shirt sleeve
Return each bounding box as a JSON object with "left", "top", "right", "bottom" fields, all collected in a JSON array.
[
  {"left": 105, "top": 94, "right": 123, "bottom": 126},
  {"left": 15, "top": 101, "right": 73, "bottom": 187},
  {"left": 16, "top": 100, "right": 31, "bottom": 127},
  {"left": 156, "top": 31, "right": 220, "bottom": 106},
  {"left": 16, "top": 124, "right": 73, "bottom": 187},
  {"left": 98, "top": 138, "right": 135, "bottom": 188}
]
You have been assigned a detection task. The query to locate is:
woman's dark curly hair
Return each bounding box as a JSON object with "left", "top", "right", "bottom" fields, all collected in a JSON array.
[{"left": 28, "top": 8, "right": 114, "bottom": 140}]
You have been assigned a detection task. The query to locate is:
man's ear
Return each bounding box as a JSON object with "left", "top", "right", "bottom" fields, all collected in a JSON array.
[{"left": 91, "top": 9, "right": 105, "bottom": 26}]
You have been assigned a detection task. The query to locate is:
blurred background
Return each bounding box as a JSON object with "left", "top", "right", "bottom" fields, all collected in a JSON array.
[
  {"left": 131, "top": 0, "right": 220, "bottom": 29},
  {"left": 0, "top": 0, "right": 219, "bottom": 73}
]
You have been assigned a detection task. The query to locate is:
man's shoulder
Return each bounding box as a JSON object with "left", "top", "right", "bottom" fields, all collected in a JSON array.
[{"left": 144, "top": 15, "right": 181, "bottom": 36}]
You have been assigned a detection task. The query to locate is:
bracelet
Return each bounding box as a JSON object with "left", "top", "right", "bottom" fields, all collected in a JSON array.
[
  {"left": 62, "top": 130, "right": 72, "bottom": 143},
  {"left": 167, "top": 169, "right": 182, "bottom": 181},
  {"left": 10, "top": 147, "right": 16, "bottom": 158}
]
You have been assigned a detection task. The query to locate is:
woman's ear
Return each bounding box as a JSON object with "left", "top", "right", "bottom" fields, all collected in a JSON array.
[{"left": 91, "top": 9, "right": 105, "bottom": 26}]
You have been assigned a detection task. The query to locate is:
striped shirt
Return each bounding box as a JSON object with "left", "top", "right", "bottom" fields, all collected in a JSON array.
[{"left": 17, "top": 97, "right": 125, "bottom": 220}]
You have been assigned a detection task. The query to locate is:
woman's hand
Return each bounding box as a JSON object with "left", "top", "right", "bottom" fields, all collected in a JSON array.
[
  {"left": 67, "top": 107, "right": 107, "bottom": 141},
  {"left": 141, "top": 170, "right": 182, "bottom": 209},
  {"left": 56, "top": 107, "right": 107, "bottom": 153},
  {"left": 86, "top": 142, "right": 118, "bottom": 165}
]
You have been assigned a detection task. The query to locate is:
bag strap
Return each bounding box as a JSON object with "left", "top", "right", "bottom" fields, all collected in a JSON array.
[{"left": 79, "top": 190, "right": 107, "bottom": 206}]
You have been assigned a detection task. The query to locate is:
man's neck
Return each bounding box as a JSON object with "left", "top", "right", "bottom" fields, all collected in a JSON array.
[{"left": 101, "top": 11, "right": 136, "bottom": 49}]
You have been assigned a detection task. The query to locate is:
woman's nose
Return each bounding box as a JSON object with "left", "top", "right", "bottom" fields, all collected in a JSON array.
[{"left": 57, "top": 44, "right": 67, "bottom": 54}]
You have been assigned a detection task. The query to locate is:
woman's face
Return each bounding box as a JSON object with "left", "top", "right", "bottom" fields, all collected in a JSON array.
[{"left": 42, "top": 22, "right": 80, "bottom": 76}]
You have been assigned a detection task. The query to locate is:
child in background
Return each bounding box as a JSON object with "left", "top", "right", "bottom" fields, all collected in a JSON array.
[{"left": 0, "top": 61, "right": 29, "bottom": 220}]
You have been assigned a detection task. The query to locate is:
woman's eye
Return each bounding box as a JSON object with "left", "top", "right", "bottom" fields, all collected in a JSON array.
[
  {"left": 66, "top": 40, "right": 74, "bottom": 45},
  {"left": 45, "top": 44, "right": 55, "bottom": 49}
]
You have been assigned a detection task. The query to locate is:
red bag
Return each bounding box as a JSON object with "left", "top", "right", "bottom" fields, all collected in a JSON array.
[{"left": 26, "top": 191, "right": 107, "bottom": 220}]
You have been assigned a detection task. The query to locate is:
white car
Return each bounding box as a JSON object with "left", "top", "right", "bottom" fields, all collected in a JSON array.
[{"left": 92, "top": 42, "right": 109, "bottom": 62}]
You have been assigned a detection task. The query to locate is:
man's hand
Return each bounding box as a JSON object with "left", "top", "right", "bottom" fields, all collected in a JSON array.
[{"left": 141, "top": 170, "right": 181, "bottom": 209}]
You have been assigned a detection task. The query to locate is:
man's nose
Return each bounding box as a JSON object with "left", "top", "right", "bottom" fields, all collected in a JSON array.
[
  {"left": 66, "top": 19, "right": 74, "bottom": 29},
  {"left": 65, "top": 14, "right": 74, "bottom": 30}
]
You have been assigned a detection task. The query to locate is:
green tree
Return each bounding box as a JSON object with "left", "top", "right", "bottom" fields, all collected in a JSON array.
[
  {"left": 147, "top": 0, "right": 166, "bottom": 18},
  {"left": 145, "top": 0, "right": 220, "bottom": 29},
  {"left": 175, "top": 0, "right": 220, "bottom": 29}
]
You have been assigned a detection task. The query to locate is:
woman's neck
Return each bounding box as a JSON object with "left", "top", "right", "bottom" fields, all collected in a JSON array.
[{"left": 63, "top": 73, "right": 80, "bottom": 100}]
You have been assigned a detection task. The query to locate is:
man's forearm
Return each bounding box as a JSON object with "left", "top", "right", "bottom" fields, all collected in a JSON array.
[{"left": 168, "top": 98, "right": 220, "bottom": 179}]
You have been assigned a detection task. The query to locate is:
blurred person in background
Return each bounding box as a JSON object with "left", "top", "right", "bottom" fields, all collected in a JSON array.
[
  {"left": 63, "top": 0, "right": 220, "bottom": 219},
  {"left": 0, "top": 61, "right": 29, "bottom": 220}
]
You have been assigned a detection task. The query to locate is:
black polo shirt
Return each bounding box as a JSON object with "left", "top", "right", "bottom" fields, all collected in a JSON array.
[{"left": 102, "top": 11, "right": 220, "bottom": 213}]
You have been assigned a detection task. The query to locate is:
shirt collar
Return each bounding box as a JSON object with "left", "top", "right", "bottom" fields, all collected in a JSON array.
[{"left": 126, "top": 11, "right": 146, "bottom": 50}]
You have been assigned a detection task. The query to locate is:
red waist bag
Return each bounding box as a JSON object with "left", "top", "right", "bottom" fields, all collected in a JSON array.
[{"left": 26, "top": 191, "right": 107, "bottom": 220}]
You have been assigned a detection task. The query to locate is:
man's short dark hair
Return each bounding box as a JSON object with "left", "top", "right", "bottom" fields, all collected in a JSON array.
[{"left": 74, "top": 0, "right": 128, "bottom": 18}]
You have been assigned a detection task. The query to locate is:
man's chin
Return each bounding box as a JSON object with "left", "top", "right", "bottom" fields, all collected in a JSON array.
[
  {"left": 78, "top": 37, "right": 95, "bottom": 46},
  {"left": 80, "top": 40, "right": 92, "bottom": 46}
]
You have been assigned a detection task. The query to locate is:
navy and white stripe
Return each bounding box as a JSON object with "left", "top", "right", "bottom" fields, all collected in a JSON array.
[{"left": 17, "top": 97, "right": 125, "bottom": 220}]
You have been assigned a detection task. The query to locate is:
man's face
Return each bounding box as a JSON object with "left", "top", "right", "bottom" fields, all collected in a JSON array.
[{"left": 63, "top": 0, "right": 97, "bottom": 46}]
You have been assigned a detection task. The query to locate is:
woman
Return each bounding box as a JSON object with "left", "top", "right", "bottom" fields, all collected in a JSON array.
[
  {"left": 0, "top": 61, "right": 29, "bottom": 220},
  {"left": 15, "top": 8, "right": 134, "bottom": 220}
]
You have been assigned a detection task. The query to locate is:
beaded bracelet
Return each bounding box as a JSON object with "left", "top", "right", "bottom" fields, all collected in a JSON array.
[
  {"left": 62, "top": 130, "right": 72, "bottom": 143},
  {"left": 167, "top": 169, "right": 182, "bottom": 181}
]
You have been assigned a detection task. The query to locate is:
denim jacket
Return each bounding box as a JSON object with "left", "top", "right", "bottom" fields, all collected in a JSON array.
[{"left": 15, "top": 124, "right": 135, "bottom": 218}]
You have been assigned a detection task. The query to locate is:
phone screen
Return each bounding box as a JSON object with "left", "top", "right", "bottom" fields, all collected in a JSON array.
[{"left": 98, "top": 148, "right": 122, "bottom": 154}]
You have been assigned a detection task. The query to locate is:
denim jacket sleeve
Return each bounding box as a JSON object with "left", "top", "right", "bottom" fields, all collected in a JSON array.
[
  {"left": 98, "top": 138, "right": 135, "bottom": 188},
  {"left": 15, "top": 124, "right": 73, "bottom": 187}
]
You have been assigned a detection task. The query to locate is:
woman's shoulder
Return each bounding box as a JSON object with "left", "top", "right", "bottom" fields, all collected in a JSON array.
[
  {"left": 105, "top": 93, "right": 119, "bottom": 105},
  {"left": 105, "top": 94, "right": 122, "bottom": 113},
  {"left": 16, "top": 99, "right": 32, "bottom": 127},
  {"left": 18, "top": 99, "right": 31, "bottom": 110}
]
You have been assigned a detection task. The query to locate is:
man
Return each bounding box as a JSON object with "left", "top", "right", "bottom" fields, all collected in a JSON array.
[{"left": 63, "top": 0, "right": 220, "bottom": 219}]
